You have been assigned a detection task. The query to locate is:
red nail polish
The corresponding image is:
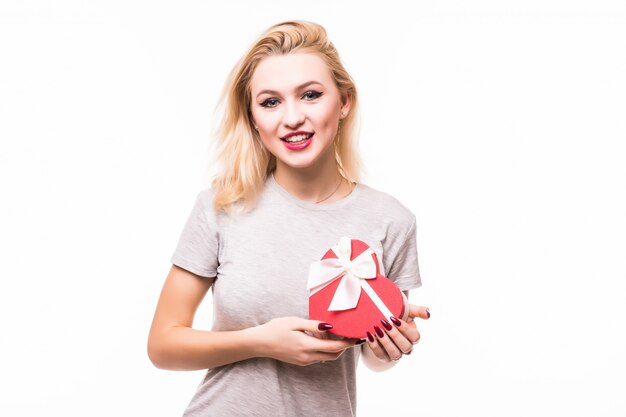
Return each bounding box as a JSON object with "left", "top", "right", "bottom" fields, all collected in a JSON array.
[
  {"left": 389, "top": 316, "right": 402, "bottom": 327},
  {"left": 381, "top": 319, "right": 393, "bottom": 331},
  {"left": 426, "top": 308, "right": 431, "bottom": 319},
  {"left": 366, "top": 331, "right": 374, "bottom": 342},
  {"left": 318, "top": 323, "right": 333, "bottom": 331},
  {"left": 374, "top": 325, "right": 384, "bottom": 338},
  {"left": 355, "top": 339, "right": 366, "bottom": 345}
]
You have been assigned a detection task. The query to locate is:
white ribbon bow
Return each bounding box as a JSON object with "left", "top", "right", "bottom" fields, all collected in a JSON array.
[{"left": 307, "top": 237, "right": 391, "bottom": 317}]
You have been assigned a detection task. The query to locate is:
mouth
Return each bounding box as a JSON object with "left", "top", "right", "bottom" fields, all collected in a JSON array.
[{"left": 280, "top": 131, "right": 314, "bottom": 144}]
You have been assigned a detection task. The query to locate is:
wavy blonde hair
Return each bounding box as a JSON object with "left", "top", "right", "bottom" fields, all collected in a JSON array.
[{"left": 209, "top": 20, "right": 362, "bottom": 215}]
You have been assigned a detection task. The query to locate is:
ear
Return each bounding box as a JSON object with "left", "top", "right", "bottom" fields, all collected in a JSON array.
[{"left": 339, "top": 94, "right": 352, "bottom": 119}]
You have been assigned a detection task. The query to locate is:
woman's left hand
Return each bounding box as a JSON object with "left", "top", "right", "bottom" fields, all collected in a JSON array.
[{"left": 365, "top": 304, "right": 430, "bottom": 362}]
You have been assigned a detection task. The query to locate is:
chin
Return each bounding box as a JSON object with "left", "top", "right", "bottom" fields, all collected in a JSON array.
[
  {"left": 280, "top": 159, "right": 318, "bottom": 170},
  {"left": 273, "top": 142, "right": 334, "bottom": 170}
]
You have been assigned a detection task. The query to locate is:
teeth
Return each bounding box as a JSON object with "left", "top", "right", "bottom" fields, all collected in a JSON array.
[{"left": 283, "top": 133, "right": 313, "bottom": 143}]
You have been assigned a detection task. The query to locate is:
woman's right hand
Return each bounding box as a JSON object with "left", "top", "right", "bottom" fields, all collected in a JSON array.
[{"left": 252, "top": 317, "right": 362, "bottom": 366}]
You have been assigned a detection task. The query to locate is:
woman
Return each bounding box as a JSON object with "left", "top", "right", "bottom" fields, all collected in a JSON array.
[{"left": 148, "top": 20, "right": 430, "bottom": 417}]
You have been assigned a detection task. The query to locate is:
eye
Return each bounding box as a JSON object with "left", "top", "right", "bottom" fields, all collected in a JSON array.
[
  {"left": 302, "top": 90, "right": 323, "bottom": 101},
  {"left": 260, "top": 98, "right": 280, "bottom": 108}
]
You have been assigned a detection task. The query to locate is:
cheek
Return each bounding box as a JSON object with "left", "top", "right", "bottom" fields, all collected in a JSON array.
[
  {"left": 253, "top": 112, "right": 278, "bottom": 133},
  {"left": 259, "top": 124, "right": 279, "bottom": 139},
  {"left": 311, "top": 106, "right": 340, "bottom": 129},
  {"left": 256, "top": 117, "right": 282, "bottom": 147}
]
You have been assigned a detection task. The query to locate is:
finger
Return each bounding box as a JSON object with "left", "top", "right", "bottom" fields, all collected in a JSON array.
[
  {"left": 310, "top": 338, "right": 360, "bottom": 353},
  {"left": 381, "top": 318, "right": 413, "bottom": 354},
  {"left": 309, "top": 341, "right": 365, "bottom": 365},
  {"left": 373, "top": 324, "right": 403, "bottom": 361},
  {"left": 329, "top": 338, "right": 366, "bottom": 350},
  {"left": 290, "top": 317, "right": 335, "bottom": 337},
  {"left": 391, "top": 316, "right": 421, "bottom": 346},
  {"left": 408, "top": 305, "right": 431, "bottom": 320},
  {"left": 294, "top": 349, "right": 343, "bottom": 366},
  {"left": 365, "top": 331, "right": 390, "bottom": 361},
  {"left": 307, "top": 349, "right": 346, "bottom": 366}
]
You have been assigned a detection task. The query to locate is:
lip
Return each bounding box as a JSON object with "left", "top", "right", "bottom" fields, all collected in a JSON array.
[
  {"left": 282, "top": 133, "right": 314, "bottom": 150},
  {"left": 280, "top": 130, "right": 314, "bottom": 140}
]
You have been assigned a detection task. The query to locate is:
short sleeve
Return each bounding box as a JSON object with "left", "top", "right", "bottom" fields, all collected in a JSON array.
[
  {"left": 386, "top": 218, "right": 422, "bottom": 291},
  {"left": 170, "top": 190, "right": 219, "bottom": 278}
]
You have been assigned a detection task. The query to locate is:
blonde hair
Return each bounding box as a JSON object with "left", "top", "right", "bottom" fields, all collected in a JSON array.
[{"left": 209, "top": 20, "right": 362, "bottom": 215}]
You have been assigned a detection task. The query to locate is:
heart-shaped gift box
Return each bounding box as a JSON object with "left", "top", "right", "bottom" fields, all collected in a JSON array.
[{"left": 307, "top": 237, "right": 408, "bottom": 339}]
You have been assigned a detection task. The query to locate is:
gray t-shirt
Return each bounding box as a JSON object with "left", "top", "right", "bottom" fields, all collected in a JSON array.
[{"left": 171, "top": 173, "right": 421, "bottom": 417}]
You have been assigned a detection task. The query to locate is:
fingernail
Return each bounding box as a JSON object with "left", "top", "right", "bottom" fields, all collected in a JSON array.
[
  {"left": 389, "top": 316, "right": 402, "bottom": 327},
  {"left": 406, "top": 350, "right": 412, "bottom": 355},
  {"left": 355, "top": 339, "right": 366, "bottom": 345},
  {"left": 318, "top": 323, "right": 333, "bottom": 331},
  {"left": 381, "top": 319, "right": 393, "bottom": 331},
  {"left": 426, "top": 308, "right": 431, "bottom": 319},
  {"left": 366, "top": 331, "right": 374, "bottom": 342},
  {"left": 374, "top": 325, "right": 384, "bottom": 338}
]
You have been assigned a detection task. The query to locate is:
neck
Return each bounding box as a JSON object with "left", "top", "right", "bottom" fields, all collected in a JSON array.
[{"left": 272, "top": 155, "right": 350, "bottom": 204}]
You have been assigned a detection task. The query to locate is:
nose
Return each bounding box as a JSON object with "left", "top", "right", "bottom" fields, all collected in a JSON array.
[{"left": 282, "top": 99, "right": 305, "bottom": 128}]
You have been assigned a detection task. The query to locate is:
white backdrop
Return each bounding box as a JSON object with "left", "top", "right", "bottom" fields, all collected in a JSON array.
[{"left": 1, "top": 1, "right": 625, "bottom": 416}]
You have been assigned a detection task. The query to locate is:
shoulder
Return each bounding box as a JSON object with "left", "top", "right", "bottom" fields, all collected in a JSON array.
[
  {"left": 195, "top": 187, "right": 216, "bottom": 207},
  {"left": 356, "top": 183, "right": 416, "bottom": 230},
  {"left": 192, "top": 187, "right": 246, "bottom": 224},
  {"left": 188, "top": 187, "right": 226, "bottom": 226},
  {"left": 188, "top": 188, "right": 215, "bottom": 217}
]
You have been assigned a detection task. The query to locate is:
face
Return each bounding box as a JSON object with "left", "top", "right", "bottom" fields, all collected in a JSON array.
[{"left": 249, "top": 52, "right": 350, "bottom": 173}]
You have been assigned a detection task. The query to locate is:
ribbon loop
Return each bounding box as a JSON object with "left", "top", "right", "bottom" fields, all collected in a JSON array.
[{"left": 307, "top": 237, "right": 377, "bottom": 311}]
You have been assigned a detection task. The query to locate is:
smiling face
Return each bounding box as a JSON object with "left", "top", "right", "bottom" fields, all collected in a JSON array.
[{"left": 249, "top": 52, "right": 351, "bottom": 174}]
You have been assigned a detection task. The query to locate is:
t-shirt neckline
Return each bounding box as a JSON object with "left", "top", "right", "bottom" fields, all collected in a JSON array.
[{"left": 267, "top": 172, "right": 362, "bottom": 211}]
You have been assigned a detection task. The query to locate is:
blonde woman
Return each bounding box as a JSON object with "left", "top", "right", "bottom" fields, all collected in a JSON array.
[{"left": 148, "top": 20, "right": 430, "bottom": 417}]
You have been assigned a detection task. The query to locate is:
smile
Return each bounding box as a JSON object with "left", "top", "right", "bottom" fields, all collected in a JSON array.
[{"left": 281, "top": 131, "right": 314, "bottom": 143}]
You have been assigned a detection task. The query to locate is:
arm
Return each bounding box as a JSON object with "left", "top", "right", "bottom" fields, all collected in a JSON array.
[
  {"left": 147, "top": 265, "right": 359, "bottom": 371},
  {"left": 360, "top": 291, "right": 430, "bottom": 372}
]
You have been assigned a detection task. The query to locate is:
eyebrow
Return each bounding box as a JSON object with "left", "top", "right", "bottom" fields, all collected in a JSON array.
[{"left": 255, "top": 81, "right": 323, "bottom": 99}]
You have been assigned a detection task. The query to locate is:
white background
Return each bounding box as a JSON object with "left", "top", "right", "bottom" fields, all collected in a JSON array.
[{"left": 1, "top": 1, "right": 625, "bottom": 416}]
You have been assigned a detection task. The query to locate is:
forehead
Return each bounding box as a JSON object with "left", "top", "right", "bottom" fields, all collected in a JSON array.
[{"left": 250, "top": 53, "right": 335, "bottom": 94}]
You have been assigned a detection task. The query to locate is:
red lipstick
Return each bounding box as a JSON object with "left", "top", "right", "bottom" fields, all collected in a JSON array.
[
  {"left": 283, "top": 137, "right": 312, "bottom": 150},
  {"left": 280, "top": 130, "right": 314, "bottom": 140}
]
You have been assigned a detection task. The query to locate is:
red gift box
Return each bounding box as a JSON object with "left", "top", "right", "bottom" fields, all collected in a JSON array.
[{"left": 307, "top": 237, "right": 408, "bottom": 339}]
